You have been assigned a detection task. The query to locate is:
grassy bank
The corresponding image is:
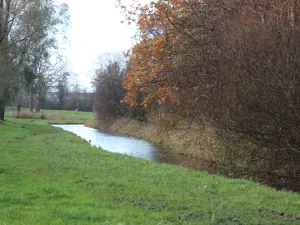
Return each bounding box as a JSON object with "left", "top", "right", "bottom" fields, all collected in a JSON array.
[
  {"left": 103, "top": 118, "right": 215, "bottom": 162},
  {"left": 1, "top": 117, "right": 300, "bottom": 224}
]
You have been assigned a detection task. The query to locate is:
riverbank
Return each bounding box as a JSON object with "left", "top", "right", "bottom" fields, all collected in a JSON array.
[
  {"left": 2, "top": 117, "right": 299, "bottom": 224},
  {"left": 88, "top": 118, "right": 217, "bottom": 163}
]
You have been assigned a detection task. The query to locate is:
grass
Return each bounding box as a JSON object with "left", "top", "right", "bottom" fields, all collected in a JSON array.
[
  {"left": 1, "top": 115, "right": 300, "bottom": 224},
  {"left": 7, "top": 109, "right": 94, "bottom": 124}
]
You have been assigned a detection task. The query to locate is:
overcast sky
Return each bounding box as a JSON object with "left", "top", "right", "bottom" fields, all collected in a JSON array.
[{"left": 56, "top": 0, "right": 150, "bottom": 90}]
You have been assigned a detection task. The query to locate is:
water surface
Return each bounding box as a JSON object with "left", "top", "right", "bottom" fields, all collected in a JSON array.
[{"left": 52, "top": 124, "right": 212, "bottom": 172}]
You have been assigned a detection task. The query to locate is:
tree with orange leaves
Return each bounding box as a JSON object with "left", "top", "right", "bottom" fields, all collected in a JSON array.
[
  {"left": 119, "top": 0, "right": 204, "bottom": 108},
  {"left": 120, "top": 0, "right": 300, "bottom": 112}
]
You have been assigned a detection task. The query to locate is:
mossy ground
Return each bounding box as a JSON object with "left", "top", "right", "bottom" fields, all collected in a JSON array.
[{"left": 1, "top": 112, "right": 300, "bottom": 224}]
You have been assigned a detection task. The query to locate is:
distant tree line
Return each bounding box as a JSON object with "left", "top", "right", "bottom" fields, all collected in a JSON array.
[
  {"left": 43, "top": 91, "right": 94, "bottom": 112},
  {"left": 11, "top": 73, "right": 94, "bottom": 112}
]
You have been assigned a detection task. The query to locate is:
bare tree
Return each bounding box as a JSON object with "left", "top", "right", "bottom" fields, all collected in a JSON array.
[
  {"left": 56, "top": 72, "right": 69, "bottom": 110},
  {"left": 93, "top": 53, "right": 129, "bottom": 125}
]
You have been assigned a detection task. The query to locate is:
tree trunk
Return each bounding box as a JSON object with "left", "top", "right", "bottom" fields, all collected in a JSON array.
[
  {"left": 35, "top": 100, "right": 41, "bottom": 112},
  {"left": 290, "top": 0, "right": 298, "bottom": 27},
  {"left": 59, "top": 99, "right": 63, "bottom": 110},
  {"left": 17, "top": 103, "right": 21, "bottom": 117},
  {"left": 29, "top": 91, "right": 33, "bottom": 112},
  {"left": 0, "top": 100, "right": 5, "bottom": 121}
]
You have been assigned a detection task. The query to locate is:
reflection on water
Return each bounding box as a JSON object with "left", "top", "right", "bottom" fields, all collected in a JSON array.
[{"left": 52, "top": 124, "right": 213, "bottom": 172}]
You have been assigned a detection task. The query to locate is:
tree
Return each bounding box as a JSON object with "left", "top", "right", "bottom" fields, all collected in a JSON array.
[
  {"left": 71, "top": 73, "right": 81, "bottom": 111},
  {"left": 120, "top": 0, "right": 212, "bottom": 114},
  {"left": 56, "top": 72, "right": 69, "bottom": 110},
  {"left": 93, "top": 53, "right": 129, "bottom": 125},
  {"left": 0, "top": 0, "right": 23, "bottom": 120},
  {"left": 120, "top": 0, "right": 184, "bottom": 107},
  {"left": 0, "top": 0, "right": 69, "bottom": 120},
  {"left": 21, "top": 0, "right": 69, "bottom": 112}
]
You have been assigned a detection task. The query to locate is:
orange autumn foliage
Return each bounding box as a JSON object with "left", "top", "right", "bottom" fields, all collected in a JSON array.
[{"left": 119, "top": 0, "right": 202, "bottom": 107}]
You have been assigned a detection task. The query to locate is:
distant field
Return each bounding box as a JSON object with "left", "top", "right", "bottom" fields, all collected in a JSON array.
[
  {"left": 0, "top": 117, "right": 300, "bottom": 224},
  {"left": 6, "top": 108, "right": 94, "bottom": 124},
  {"left": 5, "top": 107, "right": 19, "bottom": 112}
]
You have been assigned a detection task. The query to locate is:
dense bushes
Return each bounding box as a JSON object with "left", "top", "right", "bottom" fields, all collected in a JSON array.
[
  {"left": 210, "top": 2, "right": 300, "bottom": 190},
  {"left": 117, "top": 0, "right": 300, "bottom": 190}
]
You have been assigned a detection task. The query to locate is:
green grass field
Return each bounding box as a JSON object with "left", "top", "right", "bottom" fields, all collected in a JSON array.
[{"left": 1, "top": 112, "right": 300, "bottom": 224}]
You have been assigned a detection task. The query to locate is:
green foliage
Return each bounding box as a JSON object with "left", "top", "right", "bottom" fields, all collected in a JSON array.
[{"left": 0, "top": 117, "right": 300, "bottom": 224}]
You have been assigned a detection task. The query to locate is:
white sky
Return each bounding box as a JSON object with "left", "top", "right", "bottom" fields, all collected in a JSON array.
[{"left": 56, "top": 0, "right": 150, "bottom": 90}]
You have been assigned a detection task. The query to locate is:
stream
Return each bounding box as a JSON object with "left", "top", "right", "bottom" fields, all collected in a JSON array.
[{"left": 52, "top": 124, "right": 213, "bottom": 172}]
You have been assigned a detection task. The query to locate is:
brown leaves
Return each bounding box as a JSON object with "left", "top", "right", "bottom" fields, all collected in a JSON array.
[{"left": 120, "top": 0, "right": 200, "bottom": 107}]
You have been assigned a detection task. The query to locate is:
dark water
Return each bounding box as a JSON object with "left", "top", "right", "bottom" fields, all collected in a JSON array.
[{"left": 52, "top": 124, "right": 213, "bottom": 172}]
